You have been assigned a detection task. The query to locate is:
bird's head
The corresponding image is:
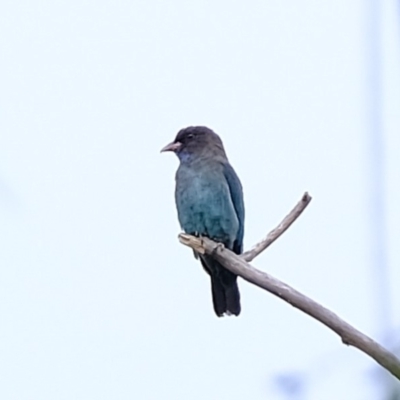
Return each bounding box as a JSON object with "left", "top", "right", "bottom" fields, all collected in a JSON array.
[{"left": 161, "top": 126, "right": 226, "bottom": 162}]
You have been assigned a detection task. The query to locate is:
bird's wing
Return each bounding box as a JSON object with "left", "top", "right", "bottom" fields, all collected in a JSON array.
[{"left": 223, "top": 163, "right": 244, "bottom": 254}]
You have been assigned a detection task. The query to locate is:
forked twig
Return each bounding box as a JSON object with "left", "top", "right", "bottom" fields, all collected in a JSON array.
[
  {"left": 242, "top": 192, "right": 312, "bottom": 262},
  {"left": 178, "top": 193, "right": 400, "bottom": 380}
]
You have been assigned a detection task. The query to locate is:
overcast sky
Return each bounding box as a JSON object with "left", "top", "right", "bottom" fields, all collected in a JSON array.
[{"left": 0, "top": 1, "right": 399, "bottom": 399}]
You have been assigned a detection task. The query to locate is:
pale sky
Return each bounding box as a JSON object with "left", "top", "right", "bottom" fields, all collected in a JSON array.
[{"left": 0, "top": 1, "right": 399, "bottom": 399}]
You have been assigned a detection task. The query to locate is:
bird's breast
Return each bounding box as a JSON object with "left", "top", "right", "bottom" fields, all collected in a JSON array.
[{"left": 175, "top": 166, "right": 239, "bottom": 247}]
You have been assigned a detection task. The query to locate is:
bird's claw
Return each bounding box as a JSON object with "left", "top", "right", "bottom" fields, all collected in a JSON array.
[{"left": 213, "top": 242, "right": 225, "bottom": 255}]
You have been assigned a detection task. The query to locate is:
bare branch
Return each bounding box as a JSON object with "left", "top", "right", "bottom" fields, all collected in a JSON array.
[
  {"left": 178, "top": 233, "right": 400, "bottom": 380},
  {"left": 242, "top": 192, "right": 312, "bottom": 262},
  {"left": 177, "top": 191, "right": 400, "bottom": 380}
]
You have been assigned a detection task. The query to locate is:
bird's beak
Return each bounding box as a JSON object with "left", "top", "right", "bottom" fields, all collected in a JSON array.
[{"left": 160, "top": 141, "right": 182, "bottom": 153}]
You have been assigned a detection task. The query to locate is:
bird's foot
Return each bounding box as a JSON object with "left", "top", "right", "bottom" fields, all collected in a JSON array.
[{"left": 212, "top": 242, "right": 225, "bottom": 255}]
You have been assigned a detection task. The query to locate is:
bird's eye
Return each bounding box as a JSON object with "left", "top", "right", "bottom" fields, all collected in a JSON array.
[{"left": 187, "top": 133, "right": 194, "bottom": 139}]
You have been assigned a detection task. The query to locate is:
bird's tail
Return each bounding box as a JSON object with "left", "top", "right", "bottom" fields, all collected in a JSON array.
[
  {"left": 201, "top": 255, "right": 241, "bottom": 316},
  {"left": 211, "top": 274, "right": 241, "bottom": 317}
]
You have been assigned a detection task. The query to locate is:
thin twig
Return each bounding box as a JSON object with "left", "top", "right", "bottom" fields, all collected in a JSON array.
[
  {"left": 178, "top": 233, "right": 400, "bottom": 380},
  {"left": 242, "top": 192, "right": 312, "bottom": 262}
]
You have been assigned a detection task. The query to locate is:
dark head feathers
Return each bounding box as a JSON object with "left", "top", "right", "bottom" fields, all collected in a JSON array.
[
  {"left": 161, "top": 126, "right": 227, "bottom": 160},
  {"left": 175, "top": 126, "right": 219, "bottom": 143}
]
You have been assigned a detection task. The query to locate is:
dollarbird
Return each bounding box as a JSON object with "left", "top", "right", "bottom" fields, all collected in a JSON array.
[{"left": 161, "top": 126, "right": 245, "bottom": 316}]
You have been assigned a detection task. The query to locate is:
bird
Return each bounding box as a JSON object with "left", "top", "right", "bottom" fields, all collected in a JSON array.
[{"left": 161, "top": 126, "right": 245, "bottom": 317}]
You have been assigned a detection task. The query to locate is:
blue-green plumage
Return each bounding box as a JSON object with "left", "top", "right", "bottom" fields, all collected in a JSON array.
[
  {"left": 176, "top": 163, "right": 239, "bottom": 248},
  {"left": 162, "top": 126, "right": 245, "bottom": 316}
]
